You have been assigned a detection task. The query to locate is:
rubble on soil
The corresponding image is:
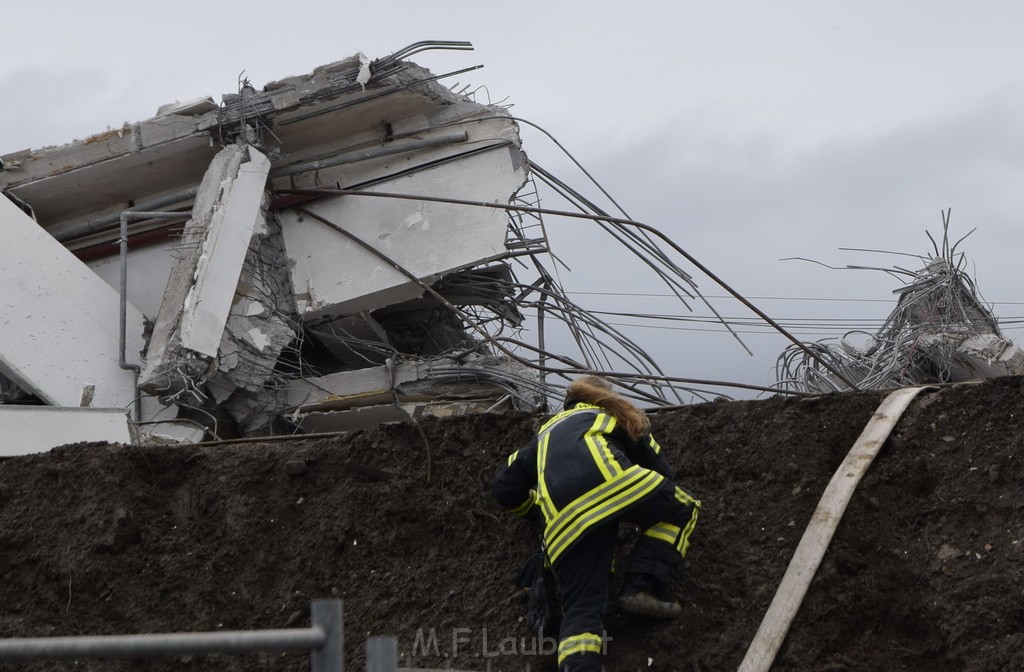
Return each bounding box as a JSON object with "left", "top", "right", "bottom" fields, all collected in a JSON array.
[{"left": 2, "top": 377, "right": 1024, "bottom": 671}]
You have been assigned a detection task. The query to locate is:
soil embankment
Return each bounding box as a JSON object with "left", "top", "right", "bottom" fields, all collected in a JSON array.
[{"left": 2, "top": 377, "right": 1024, "bottom": 671}]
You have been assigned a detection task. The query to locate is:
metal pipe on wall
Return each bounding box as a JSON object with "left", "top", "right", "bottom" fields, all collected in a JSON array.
[{"left": 118, "top": 210, "right": 190, "bottom": 420}]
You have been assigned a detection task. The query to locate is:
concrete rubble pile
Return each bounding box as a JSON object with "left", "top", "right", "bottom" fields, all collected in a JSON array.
[
  {"left": 775, "top": 224, "right": 1024, "bottom": 393},
  {"left": 0, "top": 42, "right": 559, "bottom": 451}
]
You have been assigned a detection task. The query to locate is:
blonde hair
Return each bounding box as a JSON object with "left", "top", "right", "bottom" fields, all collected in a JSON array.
[{"left": 563, "top": 376, "right": 650, "bottom": 440}]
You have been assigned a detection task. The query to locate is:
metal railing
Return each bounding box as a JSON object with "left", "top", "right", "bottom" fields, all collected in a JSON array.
[{"left": 0, "top": 598, "right": 343, "bottom": 670}]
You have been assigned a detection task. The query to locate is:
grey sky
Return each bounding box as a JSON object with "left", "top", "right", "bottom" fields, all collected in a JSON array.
[{"left": 4, "top": 1, "right": 1024, "bottom": 398}]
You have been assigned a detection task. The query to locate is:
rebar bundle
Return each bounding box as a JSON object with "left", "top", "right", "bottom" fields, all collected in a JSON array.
[{"left": 774, "top": 214, "right": 1017, "bottom": 393}]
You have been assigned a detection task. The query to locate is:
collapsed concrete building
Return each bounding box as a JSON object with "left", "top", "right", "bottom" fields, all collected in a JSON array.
[
  {"left": 0, "top": 42, "right": 704, "bottom": 453},
  {"left": 775, "top": 221, "right": 1024, "bottom": 393}
]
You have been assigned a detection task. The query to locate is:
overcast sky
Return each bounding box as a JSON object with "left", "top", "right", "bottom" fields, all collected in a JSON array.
[{"left": 4, "top": 2, "right": 1024, "bottom": 399}]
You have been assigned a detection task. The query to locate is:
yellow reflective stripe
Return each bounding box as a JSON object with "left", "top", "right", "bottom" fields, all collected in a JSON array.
[
  {"left": 545, "top": 465, "right": 649, "bottom": 544},
  {"left": 557, "top": 632, "right": 602, "bottom": 663},
  {"left": 534, "top": 406, "right": 600, "bottom": 523},
  {"left": 538, "top": 404, "right": 596, "bottom": 434},
  {"left": 649, "top": 435, "right": 662, "bottom": 454},
  {"left": 644, "top": 522, "right": 682, "bottom": 545},
  {"left": 547, "top": 474, "right": 663, "bottom": 562},
  {"left": 677, "top": 499, "right": 700, "bottom": 557},
  {"left": 546, "top": 469, "right": 664, "bottom": 563},
  {"left": 584, "top": 413, "right": 622, "bottom": 480},
  {"left": 675, "top": 485, "right": 698, "bottom": 506},
  {"left": 548, "top": 472, "right": 664, "bottom": 561},
  {"left": 538, "top": 408, "right": 573, "bottom": 432},
  {"left": 506, "top": 450, "right": 519, "bottom": 467},
  {"left": 511, "top": 490, "right": 536, "bottom": 517},
  {"left": 536, "top": 434, "right": 556, "bottom": 521}
]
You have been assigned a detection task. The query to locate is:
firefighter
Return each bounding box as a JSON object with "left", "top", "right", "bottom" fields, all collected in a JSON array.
[{"left": 493, "top": 376, "right": 700, "bottom": 672}]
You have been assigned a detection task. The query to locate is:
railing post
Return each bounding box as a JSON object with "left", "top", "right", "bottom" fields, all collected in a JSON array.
[
  {"left": 365, "top": 636, "right": 396, "bottom": 672},
  {"left": 311, "top": 599, "right": 344, "bottom": 672}
]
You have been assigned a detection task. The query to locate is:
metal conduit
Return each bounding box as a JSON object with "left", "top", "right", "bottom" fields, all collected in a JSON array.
[
  {"left": 54, "top": 187, "right": 198, "bottom": 243},
  {"left": 118, "top": 210, "right": 190, "bottom": 420}
]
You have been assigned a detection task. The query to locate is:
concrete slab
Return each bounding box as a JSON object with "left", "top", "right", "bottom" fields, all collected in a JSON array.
[
  {"left": 279, "top": 144, "right": 524, "bottom": 319},
  {"left": 0, "top": 406, "right": 132, "bottom": 455},
  {"left": 0, "top": 195, "right": 145, "bottom": 408}
]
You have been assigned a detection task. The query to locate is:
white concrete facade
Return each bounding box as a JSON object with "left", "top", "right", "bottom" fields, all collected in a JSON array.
[
  {"left": 279, "top": 144, "right": 524, "bottom": 319},
  {"left": 89, "top": 243, "right": 178, "bottom": 320},
  {"left": 0, "top": 195, "right": 145, "bottom": 408}
]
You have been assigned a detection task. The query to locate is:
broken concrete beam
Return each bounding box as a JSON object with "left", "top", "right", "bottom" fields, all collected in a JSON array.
[
  {"left": 180, "top": 148, "right": 272, "bottom": 355},
  {"left": 200, "top": 211, "right": 300, "bottom": 434},
  {"left": 960, "top": 333, "right": 1024, "bottom": 374},
  {"left": 283, "top": 361, "right": 427, "bottom": 411},
  {"left": 214, "top": 212, "right": 298, "bottom": 390},
  {"left": 140, "top": 144, "right": 271, "bottom": 396},
  {"left": 0, "top": 194, "right": 145, "bottom": 408},
  {"left": 948, "top": 333, "right": 1024, "bottom": 378},
  {"left": 916, "top": 331, "right": 1024, "bottom": 381}
]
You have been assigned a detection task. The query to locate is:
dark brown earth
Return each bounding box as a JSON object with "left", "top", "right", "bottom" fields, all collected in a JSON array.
[{"left": 3, "top": 376, "right": 1024, "bottom": 671}]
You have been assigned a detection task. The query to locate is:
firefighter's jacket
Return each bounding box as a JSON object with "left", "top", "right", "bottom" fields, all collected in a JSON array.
[{"left": 493, "top": 402, "right": 674, "bottom": 564}]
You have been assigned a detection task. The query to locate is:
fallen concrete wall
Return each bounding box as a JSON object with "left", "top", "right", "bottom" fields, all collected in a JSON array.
[{"left": 0, "top": 195, "right": 145, "bottom": 409}]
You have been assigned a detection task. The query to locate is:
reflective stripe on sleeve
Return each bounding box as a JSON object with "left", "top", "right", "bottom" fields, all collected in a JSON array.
[
  {"left": 649, "top": 435, "right": 662, "bottom": 454},
  {"left": 536, "top": 434, "right": 556, "bottom": 522},
  {"left": 511, "top": 489, "right": 537, "bottom": 517}
]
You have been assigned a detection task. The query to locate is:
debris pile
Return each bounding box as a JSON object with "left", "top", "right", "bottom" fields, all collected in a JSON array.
[
  {"left": 0, "top": 42, "right": 711, "bottom": 449},
  {"left": 775, "top": 219, "right": 1024, "bottom": 393}
]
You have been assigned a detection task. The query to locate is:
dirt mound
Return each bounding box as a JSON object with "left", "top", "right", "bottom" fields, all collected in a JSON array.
[{"left": 2, "top": 377, "right": 1024, "bottom": 671}]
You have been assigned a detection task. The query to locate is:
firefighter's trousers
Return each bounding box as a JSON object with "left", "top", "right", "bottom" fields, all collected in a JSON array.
[{"left": 553, "top": 481, "right": 699, "bottom": 672}]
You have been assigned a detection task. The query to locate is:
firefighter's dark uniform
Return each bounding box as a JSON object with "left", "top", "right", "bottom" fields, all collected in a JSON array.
[{"left": 493, "top": 402, "right": 700, "bottom": 672}]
